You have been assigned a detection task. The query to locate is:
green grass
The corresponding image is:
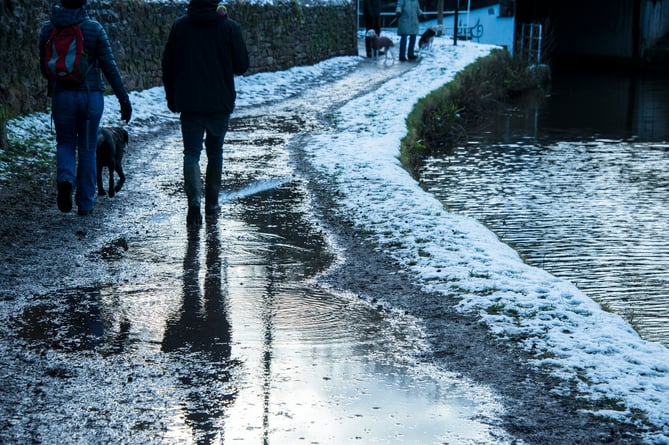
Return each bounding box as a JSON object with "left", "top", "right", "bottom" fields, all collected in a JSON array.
[
  {"left": 0, "top": 136, "right": 55, "bottom": 183},
  {"left": 1, "top": 107, "right": 55, "bottom": 184},
  {"left": 399, "top": 49, "right": 548, "bottom": 177}
]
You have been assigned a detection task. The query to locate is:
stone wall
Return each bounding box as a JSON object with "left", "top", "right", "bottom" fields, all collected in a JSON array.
[{"left": 0, "top": 0, "right": 357, "bottom": 119}]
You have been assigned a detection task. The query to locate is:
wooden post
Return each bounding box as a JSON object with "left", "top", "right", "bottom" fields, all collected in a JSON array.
[{"left": 453, "top": 0, "right": 459, "bottom": 45}]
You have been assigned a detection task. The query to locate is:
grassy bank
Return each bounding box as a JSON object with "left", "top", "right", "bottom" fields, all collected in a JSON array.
[
  {"left": 399, "top": 49, "right": 549, "bottom": 177},
  {"left": 0, "top": 111, "right": 54, "bottom": 184}
]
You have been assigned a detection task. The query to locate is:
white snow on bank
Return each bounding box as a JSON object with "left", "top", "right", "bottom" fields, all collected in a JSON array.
[
  {"left": 5, "top": 34, "right": 669, "bottom": 442},
  {"left": 305, "top": 39, "right": 669, "bottom": 442}
]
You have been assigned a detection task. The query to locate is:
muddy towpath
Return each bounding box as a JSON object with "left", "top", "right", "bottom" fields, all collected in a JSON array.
[{"left": 0, "top": 47, "right": 645, "bottom": 443}]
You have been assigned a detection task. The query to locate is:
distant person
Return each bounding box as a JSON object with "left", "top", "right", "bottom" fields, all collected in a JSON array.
[
  {"left": 39, "top": 0, "right": 132, "bottom": 216},
  {"left": 363, "top": 0, "right": 381, "bottom": 58},
  {"left": 162, "top": 0, "right": 250, "bottom": 228},
  {"left": 395, "top": 0, "right": 423, "bottom": 61}
]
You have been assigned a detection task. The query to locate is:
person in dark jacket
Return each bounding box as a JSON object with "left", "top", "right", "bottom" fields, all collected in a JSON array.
[
  {"left": 363, "top": 0, "right": 381, "bottom": 58},
  {"left": 162, "top": 0, "right": 250, "bottom": 228},
  {"left": 39, "top": 0, "right": 132, "bottom": 216}
]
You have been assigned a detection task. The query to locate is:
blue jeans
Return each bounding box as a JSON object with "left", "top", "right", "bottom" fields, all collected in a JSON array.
[
  {"left": 399, "top": 34, "right": 417, "bottom": 60},
  {"left": 52, "top": 90, "right": 104, "bottom": 212},
  {"left": 180, "top": 112, "right": 230, "bottom": 209}
]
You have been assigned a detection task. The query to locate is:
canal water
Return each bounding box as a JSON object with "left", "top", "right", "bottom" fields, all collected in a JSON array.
[{"left": 420, "top": 69, "right": 669, "bottom": 347}]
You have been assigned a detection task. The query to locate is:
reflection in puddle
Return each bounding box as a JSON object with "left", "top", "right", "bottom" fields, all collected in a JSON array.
[
  {"left": 162, "top": 225, "right": 236, "bottom": 443},
  {"left": 219, "top": 177, "right": 292, "bottom": 203},
  {"left": 16, "top": 287, "right": 132, "bottom": 355},
  {"left": 217, "top": 178, "right": 502, "bottom": 443},
  {"left": 17, "top": 290, "right": 99, "bottom": 351},
  {"left": 225, "top": 280, "right": 496, "bottom": 444}
]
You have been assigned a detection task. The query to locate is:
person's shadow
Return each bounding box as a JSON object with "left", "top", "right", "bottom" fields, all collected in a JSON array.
[{"left": 162, "top": 218, "right": 236, "bottom": 444}]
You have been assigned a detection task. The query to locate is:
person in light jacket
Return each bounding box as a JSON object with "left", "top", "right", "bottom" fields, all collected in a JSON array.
[{"left": 395, "top": 0, "right": 422, "bottom": 61}]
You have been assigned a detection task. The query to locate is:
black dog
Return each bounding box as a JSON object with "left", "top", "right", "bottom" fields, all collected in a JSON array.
[
  {"left": 96, "top": 127, "right": 127, "bottom": 198},
  {"left": 419, "top": 27, "right": 436, "bottom": 50}
]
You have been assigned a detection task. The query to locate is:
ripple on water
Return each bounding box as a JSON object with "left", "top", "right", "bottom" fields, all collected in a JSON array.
[{"left": 421, "top": 138, "right": 669, "bottom": 347}]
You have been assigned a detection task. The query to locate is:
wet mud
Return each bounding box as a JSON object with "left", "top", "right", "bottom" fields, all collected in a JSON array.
[{"left": 0, "top": 54, "right": 645, "bottom": 443}]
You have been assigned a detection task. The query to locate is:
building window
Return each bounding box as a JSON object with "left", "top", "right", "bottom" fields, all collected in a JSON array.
[{"left": 500, "top": 0, "right": 515, "bottom": 17}]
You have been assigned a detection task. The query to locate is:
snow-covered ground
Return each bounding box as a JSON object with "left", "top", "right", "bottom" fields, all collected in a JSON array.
[{"left": 6, "top": 32, "right": 669, "bottom": 442}]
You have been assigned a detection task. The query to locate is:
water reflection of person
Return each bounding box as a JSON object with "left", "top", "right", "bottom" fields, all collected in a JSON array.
[{"left": 162, "top": 219, "right": 236, "bottom": 443}]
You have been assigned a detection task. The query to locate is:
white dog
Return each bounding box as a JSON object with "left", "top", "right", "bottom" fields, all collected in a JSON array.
[{"left": 365, "top": 29, "right": 395, "bottom": 63}]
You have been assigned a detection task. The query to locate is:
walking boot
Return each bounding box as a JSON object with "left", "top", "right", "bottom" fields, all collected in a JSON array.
[
  {"left": 57, "top": 181, "right": 73, "bottom": 213},
  {"left": 205, "top": 163, "right": 221, "bottom": 216},
  {"left": 184, "top": 163, "right": 202, "bottom": 227}
]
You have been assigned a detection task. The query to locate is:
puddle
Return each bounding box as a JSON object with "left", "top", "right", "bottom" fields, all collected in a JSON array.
[{"left": 15, "top": 288, "right": 106, "bottom": 353}]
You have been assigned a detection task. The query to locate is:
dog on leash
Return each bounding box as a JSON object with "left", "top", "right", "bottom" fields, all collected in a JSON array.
[
  {"left": 96, "top": 126, "right": 128, "bottom": 198},
  {"left": 365, "top": 29, "right": 395, "bottom": 63},
  {"left": 419, "top": 27, "right": 437, "bottom": 50}
]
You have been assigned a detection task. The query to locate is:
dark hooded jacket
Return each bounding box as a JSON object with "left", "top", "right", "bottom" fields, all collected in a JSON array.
[
  {"left": 162, "top": 0, "right": 249, "bottom": 114},
  {"left": 39, "top": 3, "right": 128, "bottom": 100}
]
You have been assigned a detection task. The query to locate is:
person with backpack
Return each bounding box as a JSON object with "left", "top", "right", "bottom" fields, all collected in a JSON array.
[
  {"left": 162, "top": 0, "right": 249, "bottom": 228},
  {"left": 39, "top": 0, "right": 132, "bottom": 216}
]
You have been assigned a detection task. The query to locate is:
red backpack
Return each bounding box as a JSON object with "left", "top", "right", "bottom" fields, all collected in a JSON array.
[{"left": 44, "top": 24, "right": 89, "bottom": 86}]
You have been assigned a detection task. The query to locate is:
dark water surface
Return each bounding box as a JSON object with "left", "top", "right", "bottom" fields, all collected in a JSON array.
[{"left": 420, "top": 70, "right": 669, "bottom": 347}]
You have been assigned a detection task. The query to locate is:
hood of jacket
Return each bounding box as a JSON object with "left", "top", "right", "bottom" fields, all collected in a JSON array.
[
  {"left": 188, "top": 0, "right": 220, "bottom": 26},
  {"left": 50, "top": 3, "right": 87, "bottom": 28}
]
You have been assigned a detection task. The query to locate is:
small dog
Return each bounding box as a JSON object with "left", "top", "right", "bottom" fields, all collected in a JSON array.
[
  {"left": 96, "top": 126, "right": 128, "bottom": 198},
  {"left": 419, "top": 27, "right": 437, "bottom": 50},
  {"left": 365, "top": 29, "right": 395, "bottom": 63}
]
